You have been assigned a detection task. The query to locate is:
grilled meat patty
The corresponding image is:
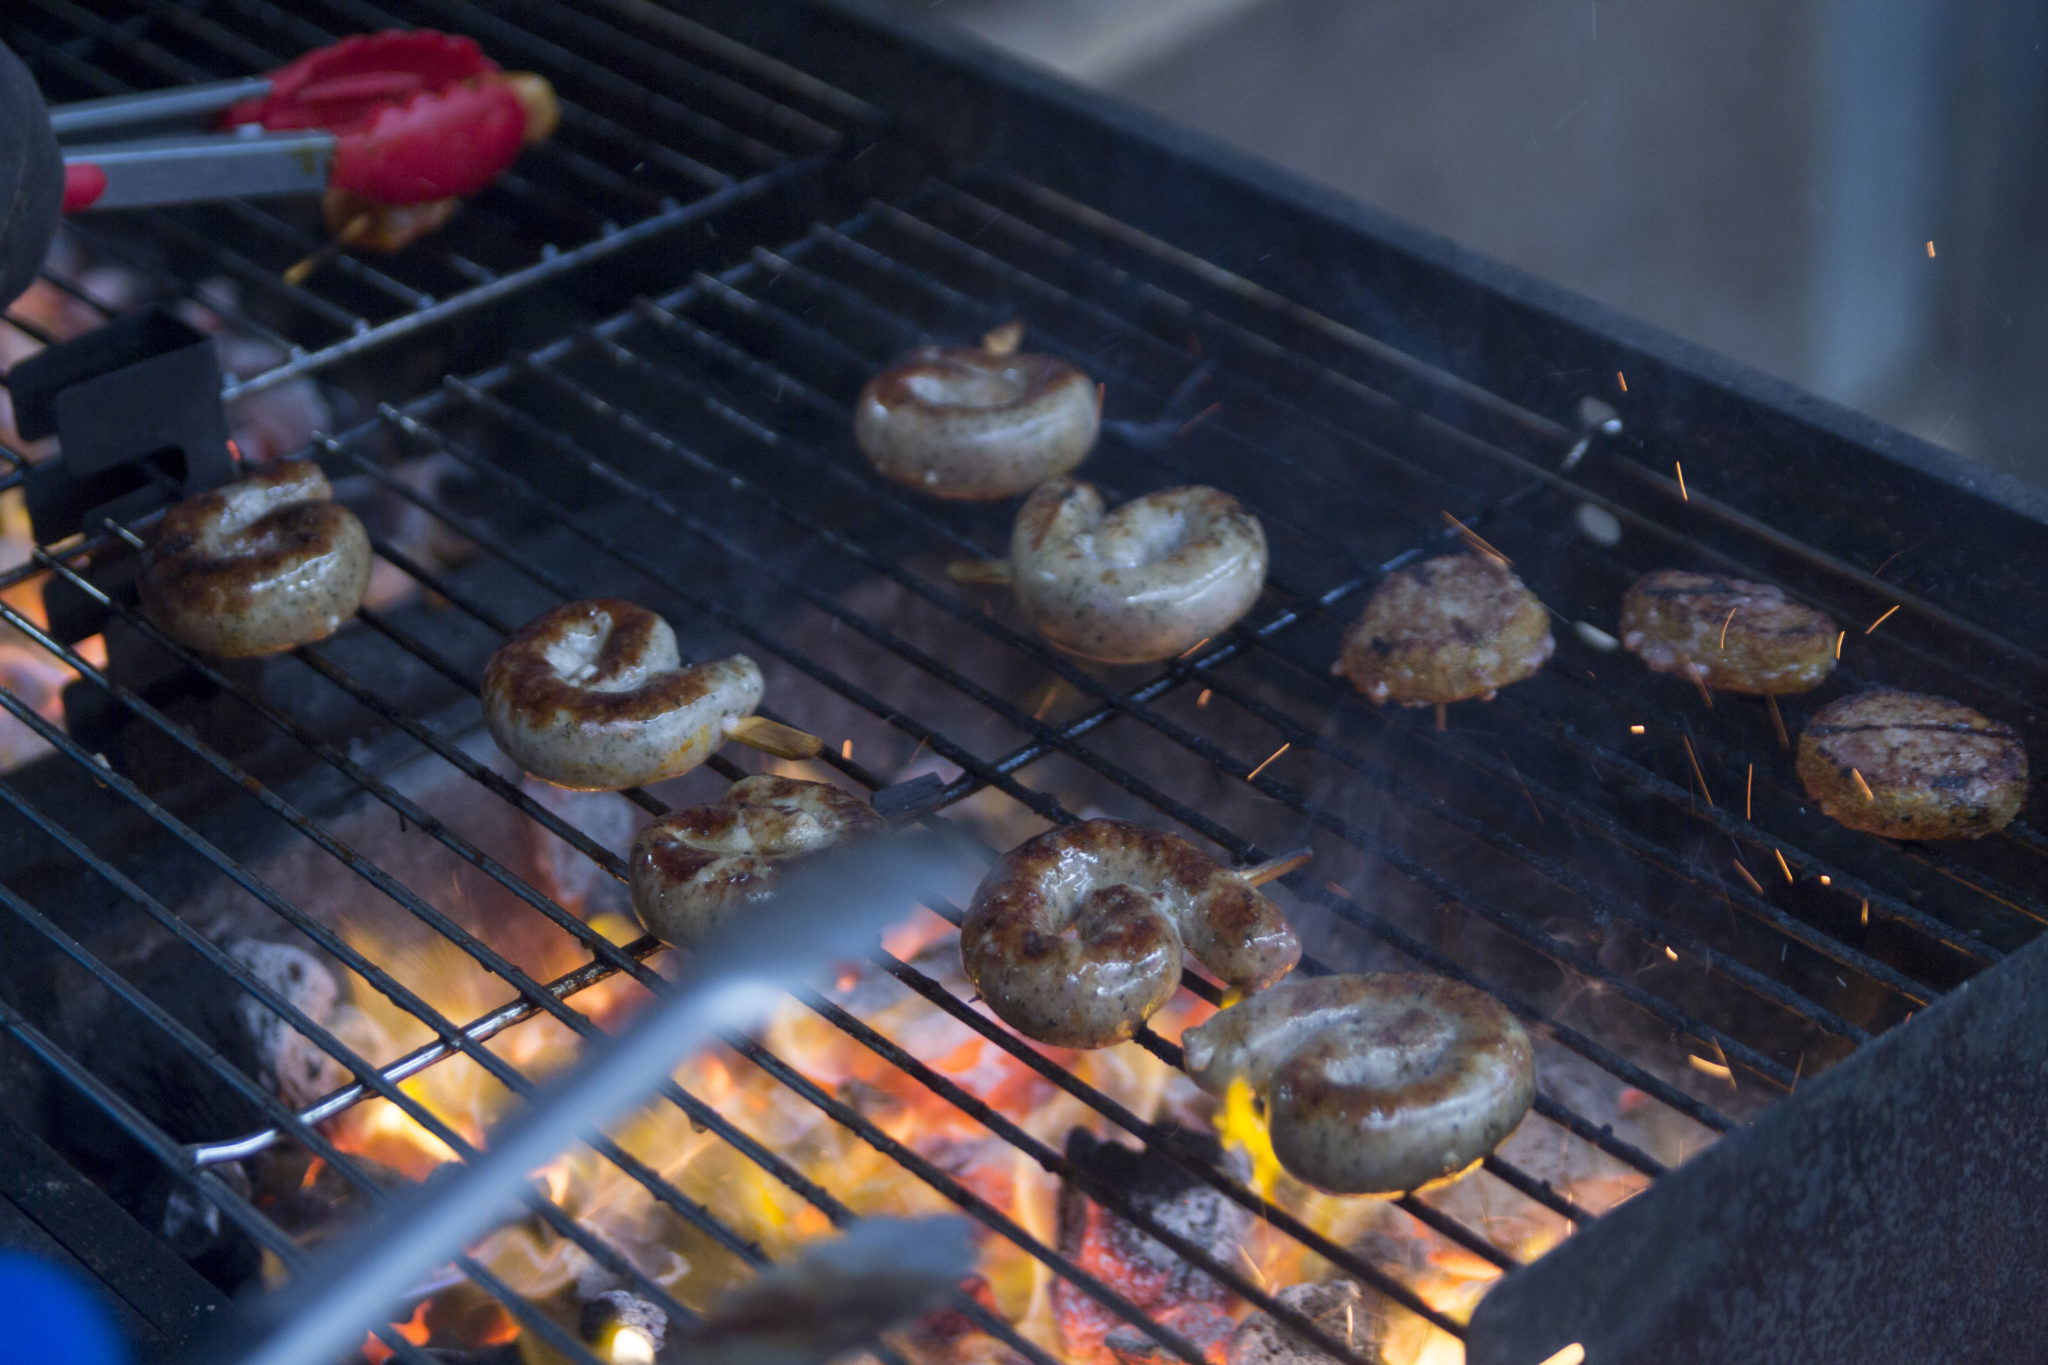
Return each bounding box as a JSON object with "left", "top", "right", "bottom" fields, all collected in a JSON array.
[
  {"left": 1796, "top": 689, "right": 2026, "bottom": 839},
  {"left": 1336, "top": 554, "right": 1553, "bottom": 706},
  {"left": 1620, "top": 569, "right": 1836, "bottom": 694}
]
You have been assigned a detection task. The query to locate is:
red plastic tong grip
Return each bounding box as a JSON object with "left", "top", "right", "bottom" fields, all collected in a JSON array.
[{"left": 219, "top": 31, "right": 532, "bottom": 205}]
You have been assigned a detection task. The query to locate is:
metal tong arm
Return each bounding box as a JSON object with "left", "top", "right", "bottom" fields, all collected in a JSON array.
[{"left": 49, "top": 76, "right": 273, "bottom": 142}]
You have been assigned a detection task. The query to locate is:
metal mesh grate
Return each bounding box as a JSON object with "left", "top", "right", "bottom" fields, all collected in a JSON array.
[{"left": 1, "top": 2, "right": 2043, "bottom": 1362}]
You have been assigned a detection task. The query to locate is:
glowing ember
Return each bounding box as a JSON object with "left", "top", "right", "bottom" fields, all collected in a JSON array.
[{"left": 361, "top": 1300, "right": 431, "bottom": 1364}]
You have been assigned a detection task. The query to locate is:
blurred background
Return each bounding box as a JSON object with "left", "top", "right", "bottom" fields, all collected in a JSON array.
[{"left": 895, "top": 0, "right": 2048, "bottom": 487}]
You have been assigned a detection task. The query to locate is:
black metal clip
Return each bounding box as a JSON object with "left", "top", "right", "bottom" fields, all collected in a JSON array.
[
  {"left": 9, "top": 305, "right": 237, "bottom": 648},
  {"left": 14, "top": 304, "right": 235, "bottom": 544}
]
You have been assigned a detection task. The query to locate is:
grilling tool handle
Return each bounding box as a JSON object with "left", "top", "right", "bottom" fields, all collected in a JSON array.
[{"left": 0, "top": 38, "right": 62, "bottom": 314}]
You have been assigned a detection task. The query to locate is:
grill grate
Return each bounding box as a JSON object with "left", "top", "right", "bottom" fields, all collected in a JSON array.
[{"left": 1, "top": 2, "right": 2043, "bottom": 1362}]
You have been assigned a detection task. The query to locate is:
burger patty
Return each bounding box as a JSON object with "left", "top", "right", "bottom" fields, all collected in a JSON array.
[
  {"left": 1796, "top": 688, "right": 2027, "bottom": 839},
  {"left": 1336, "top": 554, "right": 1553, "bottom": 706},
  {"left": 1620, "top": 570, "right": 1836, "bottom": 695}
]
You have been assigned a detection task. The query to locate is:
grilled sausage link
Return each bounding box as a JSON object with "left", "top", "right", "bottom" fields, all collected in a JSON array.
[
  {"left": 854, "top": 342, "right": 1098, "bottom": 500},
  {"left": 1336, "top": 554, "right": 1553, "bottom": 706},
  {"left": 1620, "top": 569, "right": 1836, "bottom": 694},
  {"left": 1009, "top": 479, "right": 1268, "bottom": 664},
  {"left": 1796, "top": 688, "right": 2026, "bottom": 839},
  {"left": 1182, "top": 973, "right": 1535, "bottom": 1195},
  {"left": 961, "top": 819, "right": 1301, "bottom": 1049},
  {"left": 483, "top": 598, "right": 763, "bottom": 791},
  {"left": 139, "top": 460, "right": 371, "bottom": 658},
  {"left": 631, "top": 776, "right": 884, "bottom": 948}
]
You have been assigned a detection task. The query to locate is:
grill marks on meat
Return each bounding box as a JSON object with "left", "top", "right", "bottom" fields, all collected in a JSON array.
[
  {"left": 139, "top": 460, "right": 372, "bottom": 658},
  {"left": 1619, "top": 570, "right": 1836, "bottom": 694},
  {"left": 1055, "top": 1131, "right": 1252, "bottom": 1365},
  {"left": 961, "top": 820, "right": 1300, "bottom": 1049},
  {"left": 482, "top": 598, "right": 764, "bottom": 790},
  {"left": 629, "top": 775, "right": 883, "bottom": 947},
  {"left": 1335, "top": 555, "right": 1553, "bottom": 706},
  {"left": 1796, "top": 688, "right": 2027, "bottom": 839}
]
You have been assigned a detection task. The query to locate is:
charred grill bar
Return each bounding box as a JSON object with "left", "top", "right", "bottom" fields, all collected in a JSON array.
[{"left": 0, "top": 1, "right": 2042, "bottom": 1362}]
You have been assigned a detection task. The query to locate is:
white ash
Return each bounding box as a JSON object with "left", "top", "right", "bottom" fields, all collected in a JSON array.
[
  {"left": 519, "top": 777, "right": 641, "bottom": 920},
  {"left": 581, "top": 1289, "right": 668, "bottom": 1352},
  {"left": 1574, "top": 503, "right": 1623, "bottom": 547},
  {"left": 1230, "top": 1281, "right": 1382, "bottom": 1365},
  {"left": 227, "top": 939, "right": 390, "bottom": 1107}
]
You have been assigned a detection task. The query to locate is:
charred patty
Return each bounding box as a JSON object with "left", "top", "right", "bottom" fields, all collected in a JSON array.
[
  {"left": 1796, "top": 689, "right": 2026, "bottom": 839},
  {"left": 1336, "top": 554, "right": 1553, "bottom": 706},
  {"left": 1620, "top": 570, "right": 1836, "bottom": 694}
]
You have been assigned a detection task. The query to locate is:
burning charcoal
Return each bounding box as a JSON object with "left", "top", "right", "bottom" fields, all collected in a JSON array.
[
  {"left": 1055, "top": 1130, "right": 1253, "bottom": 1365},
  {"left": 580, "top": 1289, "right": 667, "bottom": 1362},
  {"left": 518, "top": 778, "right": 639, "bottom": 922},
  {"left": 1228, "top": 1283, "right": 1384, "bottom": 1365},
  {"left": 228, "top": 938, "right": 391, "bottom": 1107},
  {"left": 1102, "top": 1303, "right": 1236, "bottom": 1365}
]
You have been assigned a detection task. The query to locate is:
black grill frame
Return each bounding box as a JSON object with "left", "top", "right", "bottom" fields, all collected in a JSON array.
[{"left": 0, "top": 2, "right": 2044, "bottom": 1362}]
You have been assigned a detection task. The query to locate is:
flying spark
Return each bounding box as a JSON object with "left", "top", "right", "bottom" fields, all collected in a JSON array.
[
  {"left": 1536, "top": 1347, "right": 1586, "bottom": 1365},
  {"left": 1174, "top": 401, "right": 1223, "bottom": 439},
  {"left": 1746, "top": 763, "right": 1754, "bottom": 819},
  {"left": 1719, "top": 605, "right": 1738, "bottom": 649},
  {"left": 841, "top": 739, "right": 854, "bottom": 760},
  {"left": 1681, "top": 734, "right": 1714, "bottom": 806},
  {"left": 1664, "top": 946, "right": 1678, "bottom": 961},
  {"left": 1178, "top": 636, "right": 1212, "bottom": 658},
  {"left": 1819, "top": 874, "right": 1830, "bottom": 885},
  {"left": 1674, "top": 461, "right": 1688, "bottom": 499},
  {"left": 1629, "top": 723, "right": 1645, "bottom": 734},
  {"left": 1861, "top": 898, "right": 1869, "bottom": 926},
  {"left": 1247, "top": 741, "right": 1290, "bottom": 780},
  {"left": 1774, "top": 848, "right": 1793, "bottom": 881},
  {"left": 1440, "top": 510, "right": 1510, "bottom": 564},
  {"left": 1866, "top": 604, "right": 1901, "bottom": 634},
  {"left": 1688, "top": 1055, "right": 1734, "bottom": 1082},
  {"left": 1926, "top": 240, "right": 1937, "bottom": 258},
  {"left": 1196, "top": 688, "right": 1213, "bottom": 708},
  {"left": 1836, "top": 630, "right": 1845, "bottom": 659},
  {"left": 1850, "top": 768, "right": 1875, "bottom": 802},
  {"left": 1617, "top": 371, "right": 1628, "bottom": 392},
  {"left": 1765, "top": 693, "right": 1789, "bottom": 748},
  {"left": 1733, "top": 859, "right": 1764, "bottom": 894}
]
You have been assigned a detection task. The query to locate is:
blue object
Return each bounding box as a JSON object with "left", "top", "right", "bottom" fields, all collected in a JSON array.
[{"left": 0, "top": 1253, "right": 131, "bottom": 1365}]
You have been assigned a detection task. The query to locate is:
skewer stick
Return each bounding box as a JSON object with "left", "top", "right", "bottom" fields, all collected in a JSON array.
[
  {"left": 946, "top": 558, "right": 1013, "bottom": 585},
  {"left": 981, "top": 319, "right": 1025, "bottom": 356},
  {"left": 723, "top": 715, "right": 823, "bottom": 760},
  {"left": 1237, "top": 847, "right": 1313, "bottom": 888},
  {"left": 282, "top": 214, "right": 370, "bottom": 287}
]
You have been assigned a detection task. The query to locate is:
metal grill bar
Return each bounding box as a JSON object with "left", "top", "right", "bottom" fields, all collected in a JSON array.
[
  {"left": 1, "top": 5, "right": 2039, "bottom": 1362},
  {"left": 7, "top": 565, "right": 1036, "bottom": 1365}
]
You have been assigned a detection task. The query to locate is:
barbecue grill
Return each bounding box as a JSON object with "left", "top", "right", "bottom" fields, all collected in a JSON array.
[{"left": 0, "top": 2, "right": 2043, "bottom": 1363}]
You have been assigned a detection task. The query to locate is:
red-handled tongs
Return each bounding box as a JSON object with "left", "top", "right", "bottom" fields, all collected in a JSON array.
[{"left": 52, "top": 31, "right": 555, "bottom": 214}]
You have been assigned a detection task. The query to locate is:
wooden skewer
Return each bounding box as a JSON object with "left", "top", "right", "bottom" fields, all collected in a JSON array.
[
  {"left": 282, "top": 213, "right": 371, "bottom": 287},
  {"left": 723, "top": 715, "right": 823, "bottom": 760},
  {"left": 1237, "top": 847, "right": 1313, "bottom": 888},
  {"left": 946, "top": 558, "right": 1013, "bottom": 585},
  {"left": 981, "top": 319, "right": 1025, "bottom": 356}
]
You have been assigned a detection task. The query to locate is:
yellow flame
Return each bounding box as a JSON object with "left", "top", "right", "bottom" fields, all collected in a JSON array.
[
  {"left": 605, "top": 1324, "right": 657, "bottom": 1365},
  {"left": 1217, "top": 1077, "right": 1282, "bottom": 1199}
]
